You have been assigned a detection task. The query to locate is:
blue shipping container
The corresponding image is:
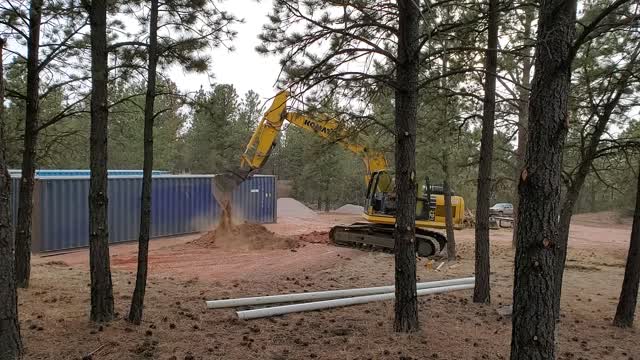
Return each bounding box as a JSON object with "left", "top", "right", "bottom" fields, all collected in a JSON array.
[{"left": 10, "top": 174, "right": 276, "bottom": 252}]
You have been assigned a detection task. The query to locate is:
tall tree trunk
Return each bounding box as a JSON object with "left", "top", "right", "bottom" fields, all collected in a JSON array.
[
  {"left": 473, "top": 0, "right": 498, "bottom": 304},
  {"left": 511, "top": 5, "right": 534, "bottom": 249},
  {"left": 89, "top": 0, "right": 114, "bottom": 323},
  {"left": 441, "top": 24, "right": 456, "bottom": 262},
  {"left": 0, "top": 37, "right": 24, "bottom": 360},
  {"left": 613, "top": 163, "right": 640, "bottom": 328},
  {"left": 393, "top": 0, "right": 420, "bottom": 333},
  {"left": 128, "top": 0, "right": 159, "bottom": 325},
  {"left": 510, "top": 0, "right": 576, "bottom": 358},
  {"left": 15, "top": 0, "right": 43, "bottom": 289},
  {"left": 444, "top": 175, "right": 456, "bottom": 261}
]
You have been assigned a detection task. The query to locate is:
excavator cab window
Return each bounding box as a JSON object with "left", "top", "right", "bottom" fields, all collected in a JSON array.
[
  {"left": 377, "top": 172, "right": 393, "bottom": 193},
  {"left": 366, "top": 171, "right": 394, "bottom": 213}
]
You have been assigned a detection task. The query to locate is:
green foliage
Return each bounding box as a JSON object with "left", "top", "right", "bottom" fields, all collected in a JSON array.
[
  {"left": 270, "top": 126, "right": 366, "bottom": 209},
  {"left": 114, "top": 0, "right": 238, "bottom": 79},
  {"left": 180, "top": 84, "right": 257, "bottom": 174},
  {"left": 108, "top": 81, "right": 185, "bottom": 170},
  {"left": 2, "top": 60, "right": 88, "bottom": 168}
]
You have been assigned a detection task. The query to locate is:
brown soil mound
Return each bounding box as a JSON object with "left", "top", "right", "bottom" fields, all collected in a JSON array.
[
  {"left": 298, "top": 231, "right": 331, "bottom": 244},
  {"left": 190, "top": 223, "right": 298, "bottom": 251}
]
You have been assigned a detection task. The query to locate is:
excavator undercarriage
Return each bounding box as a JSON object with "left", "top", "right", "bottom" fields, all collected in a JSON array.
[{"left": 330, "top": 222, "right": 447, "bottom": 257}]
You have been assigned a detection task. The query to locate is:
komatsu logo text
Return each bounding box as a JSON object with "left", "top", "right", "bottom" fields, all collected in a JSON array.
[{"left": 304, "top": 119, "right": 331, "bottom": 134}]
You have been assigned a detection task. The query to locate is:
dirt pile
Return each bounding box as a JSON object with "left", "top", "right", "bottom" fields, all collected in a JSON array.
[
  {"left": 277, "top": 198, "right": 317, "bottom": 219},
  {"left": 334, "top": 204, "right": 364, "bottom": 214},
  {"left": 190, "top": 223, "right": 298, "bottom": 251}
]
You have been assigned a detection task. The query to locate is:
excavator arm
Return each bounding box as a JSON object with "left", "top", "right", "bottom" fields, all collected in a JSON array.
[{"left": 239, "top": 90, "right": 387, "bottom": 183}]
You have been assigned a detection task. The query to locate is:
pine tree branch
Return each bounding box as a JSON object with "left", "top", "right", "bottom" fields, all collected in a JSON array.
[{"left": 569, "top": 0, "right": 635, "bottom": 62}]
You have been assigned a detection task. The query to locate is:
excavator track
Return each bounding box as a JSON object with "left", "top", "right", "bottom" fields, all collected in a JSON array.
[{"left": 329, "top": 222, "right": 446, "bottom": 257}]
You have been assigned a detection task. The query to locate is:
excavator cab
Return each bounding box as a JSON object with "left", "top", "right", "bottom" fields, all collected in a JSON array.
[{"left": 364, "top": 171, "right": 435, "bottom": 221}]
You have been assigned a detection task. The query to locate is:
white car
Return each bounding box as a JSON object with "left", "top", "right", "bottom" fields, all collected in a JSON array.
[{"left": 490, "top": 203, "right": 513, "bottom": 217}]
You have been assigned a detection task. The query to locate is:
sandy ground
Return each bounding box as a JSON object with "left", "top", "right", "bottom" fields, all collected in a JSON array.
[{"left": 19, "top": 211, "right": 638, "bottom": 359}]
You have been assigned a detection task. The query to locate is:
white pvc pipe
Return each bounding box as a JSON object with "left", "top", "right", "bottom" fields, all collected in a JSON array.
[
  {"left": 206, "top": 277, "right": 474, "bottom": 309},
  {"left": 236, "top": 283, "right": 474, "bottom": 320}
]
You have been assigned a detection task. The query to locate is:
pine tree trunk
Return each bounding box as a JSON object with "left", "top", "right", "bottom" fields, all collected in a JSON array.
[
  {"left": 0, "top": 37, "right": 24, "bottom": 360},
  {"left": 473, "top": 0, "right": 498, "bottom": 304},
  {"left": 128, "top": 0, "right": 158, "bottom": 325},
  {"left": 393, "top": 0, "right": 419, "bottom": 333},
  {"left": 443, "top": 157, "right": 456, "bottom": 261},
  {"left": 510, "top": 0, "right": 576, "bottom": 358},
  {"left": 613, "top": 163, "right": 640, "bottom": 328},
  {"left": 511, "top": 5, "right": 534, "bottom": 249},
  {"left": 15, "top": 0, "right": 43, "bottom": 289},
  {"left": 89, "top": 0, "right": 114, "bottom": 323},
  {"left": 440, "top": 24, "right": 456, "bottom": 262}
]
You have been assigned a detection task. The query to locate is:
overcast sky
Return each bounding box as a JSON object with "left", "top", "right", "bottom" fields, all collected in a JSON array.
[{"left": 168, "top": 0, "right": 282, "bottom": 102}]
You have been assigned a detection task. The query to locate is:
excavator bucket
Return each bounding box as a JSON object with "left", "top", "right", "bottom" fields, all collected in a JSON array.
[
  {"left": 211, "top": 170, "right": 251, "bottom": 228},
  {"left": 211, "top": 169, "right": 252, "bottom": 204}
]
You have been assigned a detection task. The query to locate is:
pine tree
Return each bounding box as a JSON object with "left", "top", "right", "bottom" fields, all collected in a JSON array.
[
  {"left": 119, "top": 0, "right": 237, "bottom": 323},
  {"left": 1, "top": 0, "right": 89, "bottom": 288},
  {"left": 510, "top": 0, "right": 577, "bottom": 357},
  {"left": 88, "top": 0, "right": 114, "bottom": 323},
  {"left": 613, "top": 161, "right": 640, "bottom": 327},
  {"left": 0, "top": 36, "right": 23, "bottom": 360},
  {"left": 473, "top": 0, "right": 498, "bottom": 304}
]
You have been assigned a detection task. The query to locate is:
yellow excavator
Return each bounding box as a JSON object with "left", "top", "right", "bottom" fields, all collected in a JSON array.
[{"left": 213, "top": 91, "right": 465, "bottom": 256}]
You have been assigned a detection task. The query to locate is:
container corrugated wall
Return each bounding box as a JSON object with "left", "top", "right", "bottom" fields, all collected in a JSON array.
[
  {"left": 231, "top": 175, "right": 277, "bottom": 223},
  {"left": 10, "top": 174, "right": 276, "bottom": 252}
]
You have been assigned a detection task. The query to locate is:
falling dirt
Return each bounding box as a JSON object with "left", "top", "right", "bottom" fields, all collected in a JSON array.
[{"left": 190, "top": 223, "right": 299, "bottom": 251}]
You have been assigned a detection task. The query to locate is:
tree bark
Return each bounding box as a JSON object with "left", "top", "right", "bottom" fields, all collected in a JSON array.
[
  {"left": 473, "top": 0, "right": 498, "bottom": 304},
  {"left": 613, "top": 163, "right": 640, "bottom": 328},
  {"left": 443, "top": 153, "right": 456, "bottom": 261},
  {"left": 510, "top": 0, "right": 576, "bottom": 358},
  {"left": 393, "top": 0, "right": 420, "bottom": 333},
  {"left": 15, "top": 0, "right": 43, "bottom": 289},
  {"left": 511, "top": 5, "right": 534, "bottom": 249},
  {"left": 0, "top": 37, "right": 24, "bottom": 360},
  {"left": 89, "top": 0, "right": 114, "bottom": 323},
  {"left": 128, "top": 0, "right": 159, "bottom": 325},
  {"left": 441, "top": 23, "right": 456, "bottom": 262}
]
